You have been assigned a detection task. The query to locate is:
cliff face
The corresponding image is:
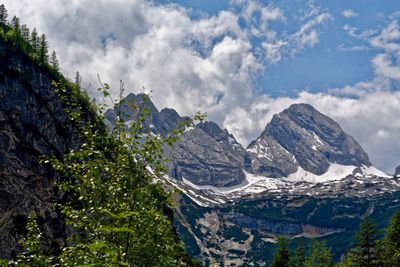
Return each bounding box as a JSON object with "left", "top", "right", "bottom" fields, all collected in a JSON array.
[
  {"left": 248, "top": 103, "right": 371, "bottom": 177},
  {"left": 0, "top": 39, "right": 81, "bottom": 258},
  {"left": 105, "top": 94, "right": 249, "bottom": 187}
]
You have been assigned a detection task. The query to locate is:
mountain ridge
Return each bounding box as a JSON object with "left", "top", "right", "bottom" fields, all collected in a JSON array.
[{"left": 107, "top": 94, "right": 388, "bottom": 188}]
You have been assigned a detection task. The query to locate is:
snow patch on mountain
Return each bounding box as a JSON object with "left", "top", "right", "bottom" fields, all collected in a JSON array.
[{"left": 284, "top": 164, "right": 357, "bottom": 183}]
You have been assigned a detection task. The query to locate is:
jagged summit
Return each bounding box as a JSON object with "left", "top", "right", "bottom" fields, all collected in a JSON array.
[
  {"left": 395, "top": 166, "right": 400, "bottom": 177},
  {"left": 105, "top": 94, "right": 248, "bottom": 187},
  {"left": 247, "top": 103, "right": 371, "bottom": 178},
  {"left": 107, "top": 95, "right": 381, "bottom": 186}
]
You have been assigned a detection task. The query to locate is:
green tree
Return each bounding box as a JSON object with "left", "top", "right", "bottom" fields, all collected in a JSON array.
[
  {"left": 272, "top": 237, "right": 291, "bottom": 267},
  {"left": 291, "top": 246, "right": 306, "bottom": 267},
  {"left": 20, "top": 24, "right": 30, "bottom": 42},
  {"left": 50, "top": 50, "right": 59, "bottom": 71},
  {"left": 6, "top": 80, "right": 202, "bottom": 266},
  {"left": 352, "top": 217, "right": 380, "bottom": 267},
  {"left": 30, "top": 28, "right": 39, "bottom": 52},
  {"left": 10, "top": 214, "right": 53, "bottom": 266},
  {"left": 378, "top": 210, "right": 400, "bottom": 266},
  {"left": 39, "top": 33, "right": 49, "bottom": 64},
  {"left": 305, "top": 240, "right": 334, "bottom": 267},
  {"left": 0, "top": 4, "right": 8, "bottom": 24},
  {"left": 335, "top": 253, "right": 357, "bottom": 267},
  {"left": 74, "top": 71, "right": 81, "bottom": 86},
  {"left": 11, "top": 16, "right": 20, "bottom": 33}
]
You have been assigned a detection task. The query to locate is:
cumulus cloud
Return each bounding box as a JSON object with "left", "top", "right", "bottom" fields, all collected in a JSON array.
[
  {"left": 341, "top": 9, "right": 358, "bottom": 18},
  {"left": 4, "top": 0, "right": 400, "bottom": 172},
  {"left": 370, "top": 21, "right": 400, "bottom": 81}
]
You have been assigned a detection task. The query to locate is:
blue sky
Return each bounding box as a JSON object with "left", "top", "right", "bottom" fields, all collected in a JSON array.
[
  {"left": 158, "top": 0, "right": 400, "bottom": 97},
  {"left": 5, "top": 0, "right": 400, "bottom": 172}
]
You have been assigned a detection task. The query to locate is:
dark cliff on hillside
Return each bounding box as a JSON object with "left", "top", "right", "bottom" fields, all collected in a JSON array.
[
  {"left": 248, "top": 103, "right": 371, "bottom": 177},
  {"left": 0, "top": 39, "right": 82, "bottom": 258}
]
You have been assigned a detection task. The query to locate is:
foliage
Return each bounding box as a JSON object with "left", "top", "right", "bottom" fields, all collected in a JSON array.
[
  {"left": 50, "top": 50, "right": 59, "bottom": 71},
  {"left": 304, "top": 240, "right": 334, "bottom": 267},
  {"left": 3, "top": 76, "right": 203, "bottom": 266},
  {"left": 8, "top": 214, "right": 54, "bottom": 266},
  {"left": 377, "top": 210, "right": 400, "bottom": 266},
  {"left": 351, "top": 216, "right": 380, "bottom": 267},
  {"left": 290, "top": 246, "right": 305, "bottom": 267},
  {"left": 272, "top": 237, "right": 290, "bottom": 267},
  {"left": 0, "top": 5, "right": 58, "bottom": 74}
]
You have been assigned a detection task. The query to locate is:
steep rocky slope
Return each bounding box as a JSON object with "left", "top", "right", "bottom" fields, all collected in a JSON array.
[
  {"left": 248, "top": 103, "right": 371, "bottom": 178},
  {"left": 0, "top": 40, "right": 83, "bottom": 258},
  {"left": 174, "top": 191, "right": 400, "bottom": 266},
  {"left": 105, "top": 94, "right": 248, "bottom": 187},
  {"left": 395, "top": 165, "right": 400, "bottom": 177}
]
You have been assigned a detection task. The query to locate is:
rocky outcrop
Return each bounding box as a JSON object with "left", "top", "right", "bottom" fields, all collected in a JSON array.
[
  {"left": 167, "top": 123, "right": 247, "bottom": 187},
  {"left": 225, "top": 214, "right": 342, "bottom": 236},
  {"left": 248, "top": 103, "right": 371, "bottom": 177},
  {"left": 395, "top": 166, "right": 400, "bottom": 178},
  {"left": 105, "top": 93, "right": 188, "bottom": 135},
  {"left": 0, "top": 40, "right": 82, "bottom": 258},
  {"left": 106, "top": 95, "right": 248, "bottom": 187}
]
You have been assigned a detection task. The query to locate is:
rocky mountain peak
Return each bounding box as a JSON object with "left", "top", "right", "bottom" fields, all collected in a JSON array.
[
  {"left": 106, "top": 95, "right": 248, "bottom": 187},
  {"left": 395, "top": 166, "right": 400, "bottom": 177},
  {"left": 248, "top": 103, "right": 371, "bottom": 177}
]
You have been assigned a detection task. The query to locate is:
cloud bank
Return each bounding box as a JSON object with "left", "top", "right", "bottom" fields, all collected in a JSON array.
[{"left": 5, "top": 0, "right": 400, "bottom": 173}]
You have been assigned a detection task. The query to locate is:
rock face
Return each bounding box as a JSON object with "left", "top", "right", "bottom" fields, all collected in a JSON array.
[
  {"left": 168, "top": 121, "right": 247, "bottom": 187},
  {"left": 248, "top": 103, "right": 371, "bottom": 177},
  {"left": 395, "top": 166, "right": 400, "bottom": 177},
  {"left": 105, "top": 93, "right": 188, "bottom": 135},
  {"left": 0, "top": 40, "right": 81, "bottom": 258},
  {"left": 106, "top": 95, "right": 248, "bottom": 187}
]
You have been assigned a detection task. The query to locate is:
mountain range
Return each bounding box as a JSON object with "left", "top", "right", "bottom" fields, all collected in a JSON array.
[{"left": 105, "top": 93, "right": 400, "bottom": 265}]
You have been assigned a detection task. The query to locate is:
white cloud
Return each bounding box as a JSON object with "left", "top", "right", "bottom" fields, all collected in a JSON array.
[
  {"left": 341, "top": 9, "right": 358, "bottom": 18},
  {"left": 291, "top": 13, "right": 332, "bottom": 50}
]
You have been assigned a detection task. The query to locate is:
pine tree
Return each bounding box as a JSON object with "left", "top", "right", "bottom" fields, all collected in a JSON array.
[
  {"left": 11, "top": 16, "right": 20, "bottom": 33},
  {"left": 39, "top": 34, "right": 49, "bottom": 64},
  {"left": 0, "top": 4, "right": 8, "bottom": 24},
  {"left": 50, "top": 51, "right": 59, "bottom": 71},
  {"left": 304, "top": 240, "right": 334, "bottom": 267},
  {"left": 21, "top": 24, "right": 30, "bottom": 42},
  {"left": 75, "top": 71, "right": 81, "bottom": 86},
  {"left": 272, "top": 237, "right": 290, "bottom": 267},
  {"left": 353, "top": 216, "right": 380, "bottom": 267},
  {"left": 291, "top": 246, "right": 306, "bottom": 267},
  {"left": 380, "top": 210, "right": 400, "bottom": 266},
  {"left": 386, "top": 211, "right": 400, "bottom": 252},
  {"left": 30, "top": 28, "right": 39, "bottom": 52}
]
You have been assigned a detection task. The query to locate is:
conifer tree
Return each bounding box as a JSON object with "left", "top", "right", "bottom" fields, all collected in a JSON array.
[
  {"left": 11, "top": 16, "right": 20, "bottom": 31},
  {"left": 30, "top": 28, "right": 39, "bottom": 52},
  {"left": 386, "top": 211, "right": 400, "bottom": 252},
  {"left": 39, "top": 33, "right": 49, "bottom": 64},
  {"left": 75, "top": 71, "right": 81, "bottom": 86},
  {"left": 272, "top": 237, "right": 290, "bottom": 267},
  {"left": 50, "top": 50, "right": 59, "bottom": 71},
  {"left": 304, "top": 240, "right": 334, "bottom": 267},
  {"left": 0, "top": 4, "right": 7, "bottom": 24},
  {"left": 291, "top": 246, "right": 306, "bottom": 267},
  {"left": 353, "top": 217, "right": 379, "bottom": 267},
  {"left": 380, "top": 210, "right": 400, "bottom": 266},
  {"left": 21, "top": 24, "right": 30, "bottom": 42}
]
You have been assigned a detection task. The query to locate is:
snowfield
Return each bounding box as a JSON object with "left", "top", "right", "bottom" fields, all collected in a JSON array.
[{"left": 161, "top": 164, "right": 398, "bottom": 207}]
